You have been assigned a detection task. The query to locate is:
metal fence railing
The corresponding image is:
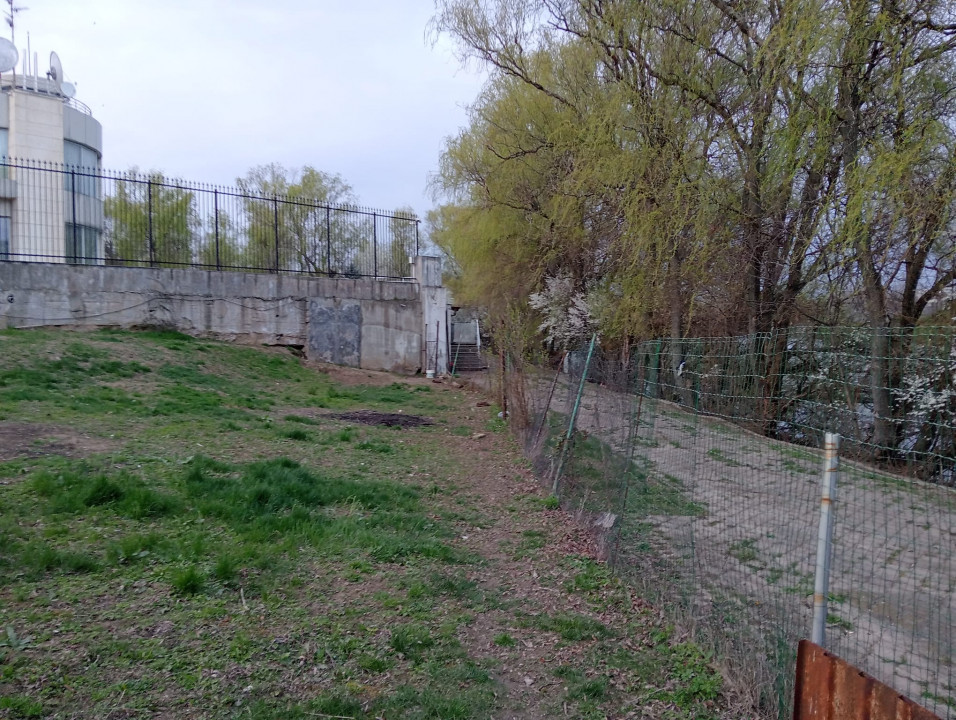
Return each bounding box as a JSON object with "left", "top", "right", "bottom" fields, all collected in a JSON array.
[
  {"left": 496, "top": 326, "right": 956, "bottom": 719},
  {"left": 0, "top": 158, "right": 420, "bottom": 279}
]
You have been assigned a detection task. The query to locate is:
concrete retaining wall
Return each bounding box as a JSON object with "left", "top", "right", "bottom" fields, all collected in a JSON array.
[
  {"left": 413, "top": 256, "right": 449, "bottom": 374},
  {"left": 0, "top": 261, "right": 429, "bottom": 374}
]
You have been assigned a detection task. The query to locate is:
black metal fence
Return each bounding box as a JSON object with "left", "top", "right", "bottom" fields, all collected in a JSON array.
[{"left": 0, "top": 159, "right": 420, "bottom": 279}]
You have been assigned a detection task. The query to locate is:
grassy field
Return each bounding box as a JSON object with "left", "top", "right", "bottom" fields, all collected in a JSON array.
[{"left": 0, "top": 328, "right": 727, "bottom": 719}]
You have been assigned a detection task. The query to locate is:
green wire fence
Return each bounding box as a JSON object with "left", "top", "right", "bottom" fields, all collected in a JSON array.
[{"left": 500, "top": 325, "right": 956, "bottom": 719}]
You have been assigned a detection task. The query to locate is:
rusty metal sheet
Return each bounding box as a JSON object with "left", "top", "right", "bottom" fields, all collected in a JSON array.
[{"left": 793, "top": 640, "right": 941, "bottom": 720}]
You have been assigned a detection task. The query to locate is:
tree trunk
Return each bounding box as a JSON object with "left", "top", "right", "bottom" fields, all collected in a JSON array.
[
  {"left": 859, "top": 251, "right": 896, "bottom": 459},
  {"left": 667, "top": 255, "right": 687, "bottom": 404}
]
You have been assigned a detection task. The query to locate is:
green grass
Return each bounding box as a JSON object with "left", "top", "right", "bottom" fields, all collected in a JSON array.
[
  {"left": 633, "top": 471, "right": 707, "bottom": 517},
  {"left": 493, "top": 632, "right": 516, "bottom": 647},
  {"left": 170, "top": 565, "right": 205, "bottom": 595},
  {"left": 279, "top": 427, "right": 312, "bottom": 441},
  {"left": 779, "top": 446, "right": 816, "bottom": 463},
  {"left": 283, "top": 414, "right": 320, "bottom": 425},
  {"left": 29, "top": 466, "right": 182, "bottom": 519},
  {"left": 525, "top": 612, "right": 613, "bottom": 641},
  {"left": 513, "top": 529, "right": 547, "bottom": 559},
  {"left": 564, "top": 555, "right": 613, "bottom": 594},
  {"left": 706, "top": 448, "right": 742, "bottom": 466},
  {"left": 0, "top": 328, "right": 738, "bottom": 719},
  {"left": 542, "top": 494, "right": 560, "bottom": 510},
  {"left": 0, "top": 695, "right": 43, "bottom": 718},
  {"left": 728, "top": 538, "right": 759, "bottom": 564},
  {"left": 390, "top": 623, "right": 435, "bottom": 663},
  {"left": 827, "top": 612, "right": 853, "bottom": 631}
]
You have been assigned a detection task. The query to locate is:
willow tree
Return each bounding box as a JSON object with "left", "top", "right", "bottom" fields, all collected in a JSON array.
[
  {"left": 434, "top": 0, "right": 956, "bottom": 443},
  {"left": 828, "top": 0, "right": 956, "bottom": 455},
  {"left": 383, "top": 206, "right": 418, "bottom": 278},
  {"left": 432, "top": 35, "right": 711, "bottom": 357},
  {"left": 105, "top": 170, "right": 199, "bottom": 268},
  {"left": 433, "top": 45, "right": 593, "bottom": 333},
  {"left": 237, "top": 164, "right": 363, "bottom": 274},
  {"left": 197, "top": 208, "right": 243, "bottom": 270}
]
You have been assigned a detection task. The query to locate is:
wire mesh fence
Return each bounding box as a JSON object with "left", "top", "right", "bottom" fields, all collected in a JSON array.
[
  {"left": 0, "top": 158, "right": 420, "bottom": 278},
  {"left": 497, "top": 326, "right": 956, "bottom": 718}
]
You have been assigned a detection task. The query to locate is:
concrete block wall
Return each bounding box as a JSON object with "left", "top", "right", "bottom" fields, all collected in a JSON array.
[{"left": 0, "top": 261, "right": 435, "bottom": 374}]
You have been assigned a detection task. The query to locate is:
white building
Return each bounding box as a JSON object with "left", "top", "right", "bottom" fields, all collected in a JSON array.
[{"left": 0, "top": 51, "right": 103, "bottom": 263}]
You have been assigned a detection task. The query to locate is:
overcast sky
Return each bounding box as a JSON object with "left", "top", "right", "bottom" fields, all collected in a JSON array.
[{"left": 10, "top": 1, "right": 484, "bottom": 220}]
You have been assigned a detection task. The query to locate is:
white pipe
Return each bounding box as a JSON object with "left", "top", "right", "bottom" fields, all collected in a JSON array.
[{"left": 811, "top": 433, "right": 840, "bottom": 646}]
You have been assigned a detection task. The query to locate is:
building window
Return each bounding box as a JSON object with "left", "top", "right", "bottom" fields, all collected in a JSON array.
[
  {"left": 63, "top": 141, "right": 99, "bottom": 197},
  {"left": 65, "top": 223, "right": 99, "bottom": 264},
  {"left": 0, "top": 216, "right": 9, "bottom": 258}
]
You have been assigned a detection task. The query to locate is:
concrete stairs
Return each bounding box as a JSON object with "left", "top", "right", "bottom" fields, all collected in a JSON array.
[{"left": 449, "top": 343, "right": 486, "bottom": 372}]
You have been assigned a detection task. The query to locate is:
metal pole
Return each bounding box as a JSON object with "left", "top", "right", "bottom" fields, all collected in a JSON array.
[
  {"left": 499, "top": 347, "right": 507, "bottom": 414},
  {"left": 70, "top": 168, "right": 78, "bottom": 263},
  {"left": 415, "top": 219, "right": 420, "bottom": 257},
  {"left": 531, "top": 350, "right": 568, "bottom": 450},
  {"left": 651, "top": 340, "right": 662, "bottom": 398},
  {"left": 552, "top": 333, "right": 598, "bottom": 496},
  {"left": 326, "top": 206, "right": 332, "bottom": 276},
  {"left": 373, "top": 212, "right": 378, "bottom": 278},
  {"left": 273, "top": 196, "right": 280, "bottom": 272},
  {"left": 214, "top": 189, "right": 221, "bottom": 270},
  {"left": 452, "top": 340, "right": 462, "bottom": 375},
  {"left": 147, "top": 179, "right": 155, "bottom": 267},
  {"left": 812, "top": 432, "right": 840, "bottom": 647}
]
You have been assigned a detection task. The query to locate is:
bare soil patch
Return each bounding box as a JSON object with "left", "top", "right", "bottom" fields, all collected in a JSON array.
[
  {"left": 0, "top": 422, "right": 115, "bottom": 462},
  {"left": 329, "top": 410, "right": 434, "bottom": 428}
]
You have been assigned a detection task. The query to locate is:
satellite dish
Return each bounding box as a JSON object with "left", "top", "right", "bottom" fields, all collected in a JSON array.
[
  {"left": 0, "top": 38, "right": 18, "bottom": 74},
  {"left": 49, "top": 51, "right": 63, "bottom": 93},
  {"left": 61, "top": 81, "right": 76, "bottom": 99}
]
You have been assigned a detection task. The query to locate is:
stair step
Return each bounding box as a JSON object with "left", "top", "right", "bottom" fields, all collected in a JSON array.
[{"left": 450, "top": 344, "right": 486, "bottom": 371}]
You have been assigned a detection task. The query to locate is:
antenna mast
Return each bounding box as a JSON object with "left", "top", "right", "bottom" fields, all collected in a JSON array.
[{"left": 4, "top": 0, "right": 26, "bottom": 47}]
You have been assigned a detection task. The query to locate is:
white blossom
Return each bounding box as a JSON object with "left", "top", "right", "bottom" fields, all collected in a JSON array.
[{"left": 529, "top": 275, "right": 596, "bottom": 349}]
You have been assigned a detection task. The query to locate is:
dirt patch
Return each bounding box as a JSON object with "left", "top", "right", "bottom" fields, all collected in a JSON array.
[
  {"left": 329, "top": 410, "right": 433, "bottom": 428},
  {"left": 0, "top": 422, "right": 116, "bottom": 462},
  {"left": 304, "top": 362, "right": 419, "bottom": 387}
]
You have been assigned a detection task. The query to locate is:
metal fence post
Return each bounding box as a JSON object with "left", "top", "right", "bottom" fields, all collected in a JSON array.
[
  {"left": 326, "top": 206, "right": 332, "bottom": 276},
  {"left": 272, "top": 195, "right": 280, "bottom": 273},
  {"left": 650, "top": 340, "right": 662, "bottom": 399},
  {"left": 415, "top": 219, "right": 420, "bottom": 257},
  {"left": 812, "top": 432, "right": 840, "bottom": 647},
  {"left": 372, "top": 212, "right": 378, "bottom": 277},
  {"left": 69, "top": 168, "right": 78, "bottom": 263},
  {"left": 213, "top": 189, "right": 221, "bottom": 270},
  {"left": 147, "top": 178, "right": 155, "bottom": 267},
  {"left": 552, "top": 333, "right": 598, "bottom": 496}
]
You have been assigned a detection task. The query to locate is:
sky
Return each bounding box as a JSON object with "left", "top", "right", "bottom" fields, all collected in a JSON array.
[{"left": 8, "top": 1, "right": 486, "bottom": 220}]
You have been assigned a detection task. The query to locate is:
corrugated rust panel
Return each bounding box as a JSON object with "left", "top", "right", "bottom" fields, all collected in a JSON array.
[{"left": 793, "top": 640, "right": 941, "bottom": 720}]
